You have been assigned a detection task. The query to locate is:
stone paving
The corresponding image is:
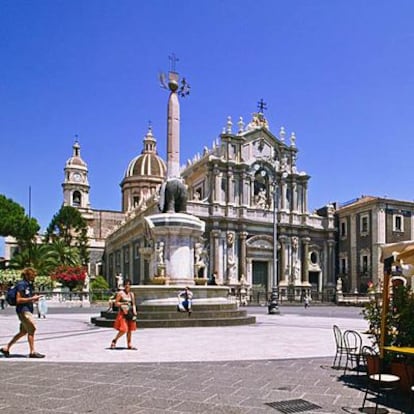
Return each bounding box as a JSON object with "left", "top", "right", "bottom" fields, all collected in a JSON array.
[{"left": 0, "top": 306, "right": 408, "bottom": 413}]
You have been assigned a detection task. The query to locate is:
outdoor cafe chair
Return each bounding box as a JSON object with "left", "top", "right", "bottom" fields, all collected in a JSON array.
[
  {"left": 343, "top": 329, "right": 363, "bottom": 375},
  {"left": 361, "top": 345, "right": 401, "bottom": 414},
  {"left": 332, "top": 324, "right": 347, "bottom": 369}
]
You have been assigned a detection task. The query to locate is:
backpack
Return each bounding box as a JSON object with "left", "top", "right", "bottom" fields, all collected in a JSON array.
[{"left": 6, "top": 285, "right": 18, "bottom": 306}]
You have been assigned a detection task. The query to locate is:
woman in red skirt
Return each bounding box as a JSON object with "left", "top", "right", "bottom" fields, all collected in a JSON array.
[{"left": 110, "top": 279, "right": 137, "bottom": 350}]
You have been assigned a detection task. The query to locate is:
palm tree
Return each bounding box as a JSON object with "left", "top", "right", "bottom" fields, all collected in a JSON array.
[
  {"left": 9, "top": 244, "right": 59, "bottom": 275},
  {"left": 49, "top": 239, "right": 80, "bottom": 266}
]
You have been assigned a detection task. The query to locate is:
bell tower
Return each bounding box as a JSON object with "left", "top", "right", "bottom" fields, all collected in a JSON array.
[{"left": 62, "top": 140, "right": 90, "bottom": 210}]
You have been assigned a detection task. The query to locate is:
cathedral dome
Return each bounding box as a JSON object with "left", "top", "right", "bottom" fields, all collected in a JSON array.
[{"left": 124, "top": 128, "right": 166, "bottom": 179}]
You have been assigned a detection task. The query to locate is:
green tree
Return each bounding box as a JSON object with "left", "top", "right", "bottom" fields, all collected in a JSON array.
[
  {"left": 45, "top": 205, "right": 89, "bottom": 265},
  {"left": 0, "top": 194, "right": 39, "bottom": 248}
]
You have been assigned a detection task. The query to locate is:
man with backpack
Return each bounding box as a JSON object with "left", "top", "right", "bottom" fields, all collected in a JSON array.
[{"left": 0, "top": 267, "right": 45, "bottom": 358}]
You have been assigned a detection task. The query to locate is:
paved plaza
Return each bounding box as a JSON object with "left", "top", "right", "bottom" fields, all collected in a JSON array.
[{"left": 0, "top": 306, "right": 408, "bottom": 413}]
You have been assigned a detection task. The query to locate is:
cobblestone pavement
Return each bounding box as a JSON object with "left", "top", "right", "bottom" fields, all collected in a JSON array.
[{"left": 0, "top": 306, "right": 408, "bottom": 413}]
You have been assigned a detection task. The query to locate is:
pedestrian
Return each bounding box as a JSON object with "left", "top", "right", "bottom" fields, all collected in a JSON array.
[
  {"left": 37, "top": 295, "right": 48, "bottom": 318},
  {"left": 0, "top": 267, "right": 45, "bottom": 358},
  {"left": 207, "top": 272, "right": 217, "bottom": 286},
  {"left": 110, "top": 279, "right": 137, "bottom": 350},
  {"left": 304, "top": 294, "right": 310, "bottom": 309},
  {"left": 0, "top": 288, "right": 5, "bottom": 310},
  {"left": 177, "top": 286, "right": 193, "bottom": 316}
]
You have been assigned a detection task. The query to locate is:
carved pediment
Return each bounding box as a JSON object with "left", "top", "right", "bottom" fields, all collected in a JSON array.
[{"left": 246, "top": 235, "right": 274, "bottom": 249}]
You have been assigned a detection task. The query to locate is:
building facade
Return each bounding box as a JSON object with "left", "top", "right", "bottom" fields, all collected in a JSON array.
[
  {"left": 104, "top": 111, "right": 337, "bottom": 301},
  {"left": 335, "top": 196, "right": 414, "bottom": 293}
]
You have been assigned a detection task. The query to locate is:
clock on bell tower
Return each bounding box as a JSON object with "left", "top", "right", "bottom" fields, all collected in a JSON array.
[{"left": 62, "top": 140, "right": 90, "bottom": 210}]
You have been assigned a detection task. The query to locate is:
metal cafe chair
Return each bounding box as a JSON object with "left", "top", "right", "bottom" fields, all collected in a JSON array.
[
  {"left": 343, "top": 329, "right": 363, "bottom": 375},
  {"left": 332, "top": 324, "right": 347, "bottom": 369},
  {"left": 361, "top": 345, "right": 401, "bottom": 414}
]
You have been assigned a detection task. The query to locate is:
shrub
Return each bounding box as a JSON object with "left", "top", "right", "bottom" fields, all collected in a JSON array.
[{"left": 50, "top": 265, "right": 86, "bottom": 291}]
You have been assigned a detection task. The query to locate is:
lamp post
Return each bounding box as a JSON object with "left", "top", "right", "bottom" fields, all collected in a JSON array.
[{"left": 268, "top": 176, "right": 280, "bottom": 314}]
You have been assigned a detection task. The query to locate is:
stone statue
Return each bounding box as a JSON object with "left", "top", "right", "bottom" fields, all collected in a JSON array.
[
  {"left": 227, "top": 254, "right": 236, "bottom": 282},
  {"left": 194, "top": 242, "right": 205, "bottom": 267},
  {"left": 336, "top": 277, "right": 343, "bottom": 293},
  {"left": 156, "top": 242, "right": 165, "bottom": 265},
  {"left": 256, "top": 188, "right": 267, "bottom": 208},
  {"left": 83, "top": 273, "right": 90, "bottom": 292},
  {"left": 194, "top": 241, "right": 207, "bottom": 278},
  {"left": 227, "top": 231, "right": 234, "bottom": 246},
  {"left": 158, "top": 177, "right": 188, "bottom": 213},
  {"left": 293, "top": 260, "right": 301, "bottom": 281},
  {"left": 292, "top": 236, "right": 298, "bottom": 251},
  {"left": 115, "top": 273, "right": 124, "bottom": 290}
]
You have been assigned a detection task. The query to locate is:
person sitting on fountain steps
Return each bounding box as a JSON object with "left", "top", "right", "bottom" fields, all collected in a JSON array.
[{"left": 177, "top": 286, "right": 193, "bottom": 316}]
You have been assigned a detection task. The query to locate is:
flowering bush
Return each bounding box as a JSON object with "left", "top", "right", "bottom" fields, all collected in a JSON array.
[
  {"left": 50, "top": 265, "right": 86, "bottom": 291},
  {"left": 0, "top": 269, "right": 21, "bottom": 286}
]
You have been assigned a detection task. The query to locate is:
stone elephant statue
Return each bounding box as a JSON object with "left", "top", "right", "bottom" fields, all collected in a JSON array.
[{"left": 159, "top": 178, "right": 188, "bottom": 213}]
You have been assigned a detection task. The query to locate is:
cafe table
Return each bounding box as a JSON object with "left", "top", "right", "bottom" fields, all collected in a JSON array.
[{"left": 383, "top": 346, "right": 414, "bottom": 395}]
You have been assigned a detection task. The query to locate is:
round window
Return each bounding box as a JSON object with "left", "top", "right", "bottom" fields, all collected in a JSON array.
[{"left": 310, "top": 252, "right": 318, "bottom": 264}]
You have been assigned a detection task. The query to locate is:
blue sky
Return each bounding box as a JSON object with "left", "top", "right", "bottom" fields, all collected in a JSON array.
[{"left": 2, "top": 0, "right": 414, "bottom": 255}]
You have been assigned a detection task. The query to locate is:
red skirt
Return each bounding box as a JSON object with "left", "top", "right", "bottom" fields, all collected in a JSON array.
[{"left": 113, "top": 310, "right": 137, "bottom": 333}]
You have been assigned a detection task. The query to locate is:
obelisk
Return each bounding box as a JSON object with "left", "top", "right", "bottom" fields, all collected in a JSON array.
[
  {"left": 145, "top": 56, "right": 203, "bottom": 284},
  {"left": 166, "top": 70, "right": 180, "bottom": 178}
]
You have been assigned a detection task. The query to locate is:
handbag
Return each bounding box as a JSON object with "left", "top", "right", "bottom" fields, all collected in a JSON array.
[{"left": 125, "top": 307, "right": 136, "bottom": 321}]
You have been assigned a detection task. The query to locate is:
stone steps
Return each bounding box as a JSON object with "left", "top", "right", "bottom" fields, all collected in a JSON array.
[
  {"left": 91, "top": 303, "right": 256, "bottom": 328},
  {"left": 91, "top": 315, "right": 256, "bottom": 328}
]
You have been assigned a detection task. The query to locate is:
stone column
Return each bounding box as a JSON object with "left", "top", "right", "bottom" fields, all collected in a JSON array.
[
  {"left": 303, "top": 183, "right": 308, "bottom": 213},
  {"left": 213, "top": 166, "right": 220, "bottom": 203},
  {"left": 292, "top": 181, "right": 297, "bottom": 212},
  {"left": 211, "top": 229, "right": 221, "bottom": 283},
  {"left": 241, "top": 172, "right": 250, "bottom": 206},
  {"left": 281, "top": 181, "right": 287, "bottom": 211},
  {"left": 279, "top": 235, "right": 287, "bottom": 284},
  {"left": 327, "top": 239, "right": 336, "bottom": 285},
  {"left": 350, "top": 214, "right": 357, "bottom": 291},
  {"left": 302, "top": 237, "right": 311, "bottom": 284},
  {"left": 239, "top": 231, "right": 248, "bottom": 279},
  {"left": 227, "top": 169, "right": 233, "bottom": 204},
  {"left": 166, "top": 73, "right": 180, "bottom": 178}
]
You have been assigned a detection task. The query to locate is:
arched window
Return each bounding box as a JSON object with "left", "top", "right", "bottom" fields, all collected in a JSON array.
[{"left": 72, "top": 191, "right": 81, "bottom": 207}]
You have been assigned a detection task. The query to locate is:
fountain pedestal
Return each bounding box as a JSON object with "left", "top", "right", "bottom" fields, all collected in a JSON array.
[{"left": 145, "top": 213, "right": 205, "bottom": 285}]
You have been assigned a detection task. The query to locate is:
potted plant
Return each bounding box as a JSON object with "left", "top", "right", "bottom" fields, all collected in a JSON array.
[{"left": 362, "top": 284, "right": 414, "bottom": 392}]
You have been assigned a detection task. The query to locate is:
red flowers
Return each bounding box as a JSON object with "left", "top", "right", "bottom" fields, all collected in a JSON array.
[{"left": 50, "top": 265, "right": 86, "bottom": 290}]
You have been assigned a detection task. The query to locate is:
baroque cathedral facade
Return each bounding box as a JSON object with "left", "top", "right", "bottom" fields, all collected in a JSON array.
[
  {"left": 9, "top": 104, "right": 414, "bottom": 300},
  {"left": 68, "top": 108, "right": 335, "bottom": 302}
]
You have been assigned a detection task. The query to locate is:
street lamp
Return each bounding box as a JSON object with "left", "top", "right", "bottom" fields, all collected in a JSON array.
[
  {"left": 251, "top": 163, "right": 281, "bottom": 314},
  {"left": 268, "top": 176, "right": 280, "bottom": 314}
]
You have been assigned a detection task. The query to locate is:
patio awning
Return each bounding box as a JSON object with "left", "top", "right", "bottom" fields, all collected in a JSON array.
[{"left": 380, "top": 240, "right": 414, "bottom": 265}]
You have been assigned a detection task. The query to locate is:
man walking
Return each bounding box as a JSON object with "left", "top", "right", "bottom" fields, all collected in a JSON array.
[{"left": 0, "top": 267, "right": 45, "bottom": 358}]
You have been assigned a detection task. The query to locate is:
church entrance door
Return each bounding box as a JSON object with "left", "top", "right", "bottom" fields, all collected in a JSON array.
[
  {"left": 309, "top": 271, "right": 319, "bottom": 292},
  {"left": 252, "top": 261, "right": 268, "bottom": 304}
]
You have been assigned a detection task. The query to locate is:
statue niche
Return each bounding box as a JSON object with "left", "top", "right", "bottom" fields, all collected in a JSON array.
[{"left": 159, "top": 178, "right": 188, "bottom": 213}]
